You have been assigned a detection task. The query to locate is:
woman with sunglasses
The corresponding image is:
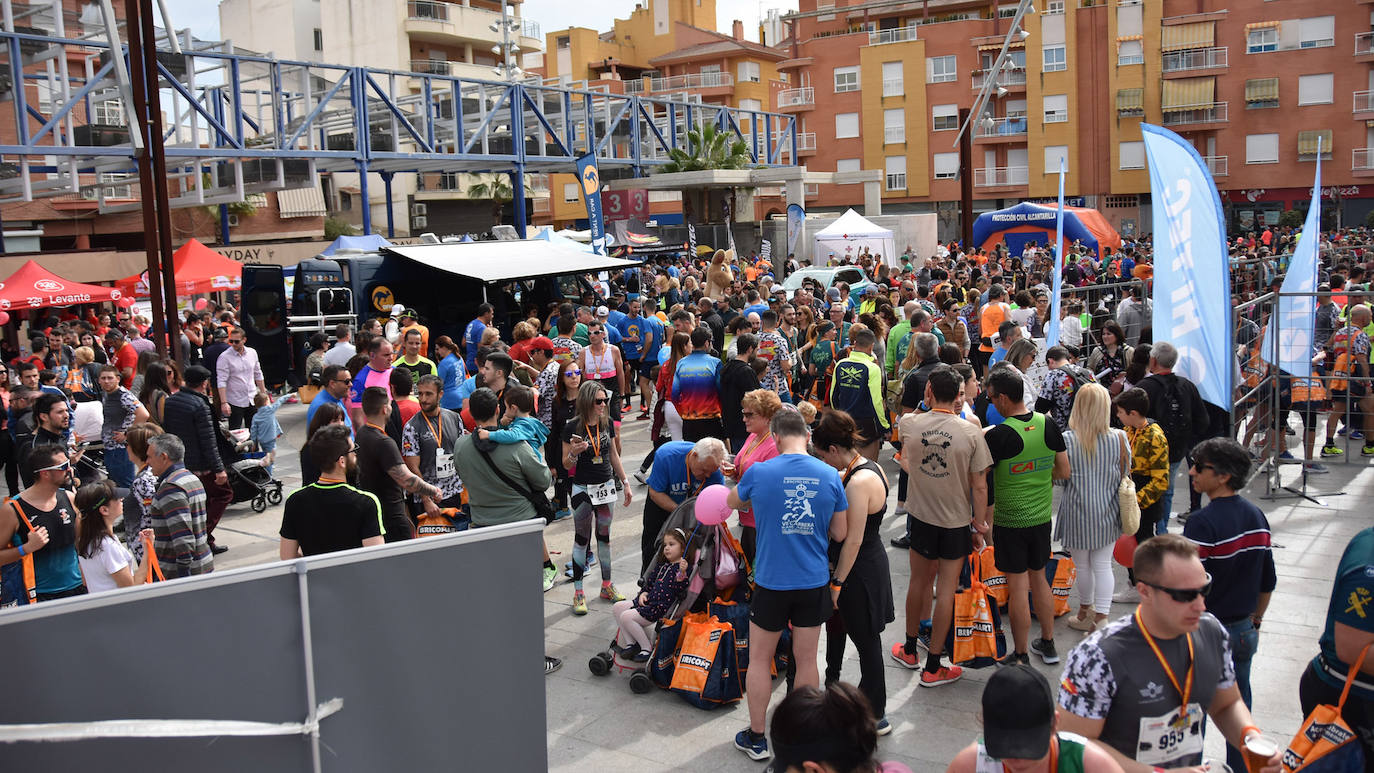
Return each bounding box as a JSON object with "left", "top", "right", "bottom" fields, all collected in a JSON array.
[
  {"left": 76, "top": 479, "right": 156, "bottom": 593},
  {"left": 548, "top": 360, "right": 583, "bottom": 521},
  {"left": 577, "top": 320, "right": 627, "bottom": 431},
  {"left": 722, "top": 388, "right": 782, "bottom": 564},
  {"left": 561, "top": 381, "right": 632, "bottom": 616}
]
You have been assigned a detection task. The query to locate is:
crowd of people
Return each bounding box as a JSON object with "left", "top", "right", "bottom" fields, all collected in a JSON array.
[{"left": 2, "top": 222, "right": 1373, "bottom": 772}]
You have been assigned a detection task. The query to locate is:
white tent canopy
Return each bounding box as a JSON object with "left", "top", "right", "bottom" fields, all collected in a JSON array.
[{"left": 813, "top": 208, "right": 897, "bottom": 268}]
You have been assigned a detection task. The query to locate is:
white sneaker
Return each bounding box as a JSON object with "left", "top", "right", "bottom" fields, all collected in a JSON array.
[
  {"left": 1112, "top": 586, "right": 1139, "bottom": 604},
  {"left": 894, "top": 506, "right": 908, "bottom": 516},
  {"left": 633, "top": 470, "right": 647, "bottom": 486}
]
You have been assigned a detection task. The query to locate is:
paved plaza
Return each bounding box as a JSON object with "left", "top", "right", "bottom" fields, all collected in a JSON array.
[{"left": 216, "top": 401, "right": 1374, "bottom": 772}]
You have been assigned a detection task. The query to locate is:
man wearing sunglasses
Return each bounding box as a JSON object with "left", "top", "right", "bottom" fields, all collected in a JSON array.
[
  {"left": 0, "top": 445, "right": 84, "bottom": 603},
  {"left": 279, "top": 424, "right": 383, "bottom": 558},
  {"left": 307, "top": 365, "right": 354, "bottom": 433},
  {"left": 215, "top": 326, "right": 266, "bottom": 431},
  {"left": 1058, "top": 534, "right": 1282, "bottom": 773}
]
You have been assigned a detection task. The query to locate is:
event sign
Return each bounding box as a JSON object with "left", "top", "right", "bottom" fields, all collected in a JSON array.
[
  {"left": 575, "top": 153, "right": 606, "bottom": 255},
  {"left": 1142, "top": 123, "right": 1232, "bottom": 409},
  {"left": 786, "top": 203, "right": 805, "bottom": 255},
  {"left": 1262, "top": 139, "right": 1321, "bottom": 377},
  {"left": 1046, "top": 157, "right": 1067, "bottom": 347}
]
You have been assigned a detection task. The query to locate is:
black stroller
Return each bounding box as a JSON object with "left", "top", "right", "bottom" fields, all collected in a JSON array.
[{"left": 215, "top": 423, "right": 283, "bottom": 513}]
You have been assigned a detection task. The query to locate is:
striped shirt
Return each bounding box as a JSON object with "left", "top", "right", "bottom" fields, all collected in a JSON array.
[
  {"left": 1054, "top": 429, "right": 1129, "bottom": 551},
  {"left": 1182, "top": 495, "right": 1277, "bottom": 622},
  {"left": 150, "top": 465, "right": 214, "bottom": 578}
]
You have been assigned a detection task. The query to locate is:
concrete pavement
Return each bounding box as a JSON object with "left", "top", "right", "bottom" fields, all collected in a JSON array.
[{"left": 221, "top": 401, "right": 1374, "bottom": 772}]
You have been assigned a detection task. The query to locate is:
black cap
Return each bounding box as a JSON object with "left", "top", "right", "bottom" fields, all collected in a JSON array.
[{"left": 982, "top": 665, "right": 1054, "bottom": 760}]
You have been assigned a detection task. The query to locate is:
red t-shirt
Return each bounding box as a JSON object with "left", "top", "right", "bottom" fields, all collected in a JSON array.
[{"left": 113, "top": 342, "right": 139, "bottom": 387}]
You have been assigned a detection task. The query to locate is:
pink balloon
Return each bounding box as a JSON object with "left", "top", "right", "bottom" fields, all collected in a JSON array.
[
  {"left": 694, "top": 484, "right": 733, "bottom": 526},
  {"left": 0, "top": 311, "right": 9, "bottom": 325},
  {"left": 195, "top": 298, "right": 209, "bottom": 311}
]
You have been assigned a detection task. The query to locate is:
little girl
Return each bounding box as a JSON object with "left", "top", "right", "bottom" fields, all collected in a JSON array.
[{"left": 611, "top": 528, "right": 691, "bottom": 661}]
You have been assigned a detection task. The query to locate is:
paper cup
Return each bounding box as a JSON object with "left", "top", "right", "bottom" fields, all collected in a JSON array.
[{"left": 1243, "top": 734, "right": 1279, "bottom": 773}]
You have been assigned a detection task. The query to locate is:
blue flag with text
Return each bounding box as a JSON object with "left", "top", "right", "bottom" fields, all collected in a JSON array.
[
  {"left": 576, "top": 153, "right": 606, "bottom": 255},
  {"left": 1262, "top": 141, "right": 1321, "bottom": 378}
]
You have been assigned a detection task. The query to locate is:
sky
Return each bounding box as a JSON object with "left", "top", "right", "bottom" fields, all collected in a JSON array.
[{"left": 164, "top": 0, "right": 796, "bottom": 47}]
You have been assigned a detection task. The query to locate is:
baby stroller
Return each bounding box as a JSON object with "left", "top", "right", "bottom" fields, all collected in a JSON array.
[{"left": 216, "top": 424, "right": 283, "bottom": 513}]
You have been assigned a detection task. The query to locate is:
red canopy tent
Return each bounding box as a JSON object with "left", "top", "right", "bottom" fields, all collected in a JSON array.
[
  {"left": 0, "top": 259, "right": 123, "bottom": 311},
  {"left": 115, "top": 239, "right": 242, "bottom": 297}
]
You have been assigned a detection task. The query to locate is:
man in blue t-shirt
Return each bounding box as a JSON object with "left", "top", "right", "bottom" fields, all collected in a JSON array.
[
  {"left": 463, "top": 303, "right": 494, "bottom": 374},
  {"left": 727, "top": 409, "right": 849, "bottom": 761},
  {"left": 640, "top": 438, "right": 726, "bottom": 574}
]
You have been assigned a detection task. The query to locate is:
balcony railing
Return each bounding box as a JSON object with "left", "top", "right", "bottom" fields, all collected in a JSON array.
[
  {"left": 884, "top": 126, "right": 905, "bottom": 144},
  {"left": 1204, "top": 155, "right": 1228, "bottom": 177},
  {"left": 777, "top": 86, "right": 815, "bottom": 107},
  {"left": 406, "top": 1, "right": 540, "bottom": 40},
  {"left": 642, "top": 72, "right": 733, "bottom": 92},
  {"left": 1356, "top": 90, "right": 1374, "bottom": 112},
  {"left": 1355, "top": 147, "right": 1374, "bottom": 171},
  {"left": 411, "top": 58, "right": 453, "bottom": 75},
  {"left": 971, "top": 67, "right": 1026, "bottom": 90},
  {"left": 869, "top": 26, "right": 918, "bottom": 46},
  {"left": 1161, "top": 102, "right": 1228, "bottom": 126},
  {"left": 1357, "top": 31, "right": 1374, "bottom": 56},
  {"left": 408, "top": 0, "right": 450, "bottom": 21},
  {"left": 974, "top": 166, "right": 1029, "bottom": 187},
  {"left": 796, "top": 132, "right": 817, "bottom": 151},
  {"left": 1161, "top": 46, "right": 1228, "bottom": 72},
  {"left": 974, "top": 115, "right": 1029, "bottom": 138},
  {"left": 882, "top": 78, "right": 903, "bottom": 97}
]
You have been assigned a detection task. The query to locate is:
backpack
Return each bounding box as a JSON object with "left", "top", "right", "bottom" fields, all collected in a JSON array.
[
  {"left": 1152, "top": 375, "right": 1191, "bottom": 454},
  {"left": 1057, "top": 364, "right": 1097, "bottom": 395}
]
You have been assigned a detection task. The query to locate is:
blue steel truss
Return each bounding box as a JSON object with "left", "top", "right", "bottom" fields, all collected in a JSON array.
[{"left": 0, "top": 26, "right": 799, "bottom": 231}]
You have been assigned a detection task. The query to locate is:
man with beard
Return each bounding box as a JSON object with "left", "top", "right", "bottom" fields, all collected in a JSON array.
[{"left": 278, "top": 424, "right": 385, "bottom": 557}]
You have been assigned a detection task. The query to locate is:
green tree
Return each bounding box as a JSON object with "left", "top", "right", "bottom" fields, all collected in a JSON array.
[
  {"left": 660, "top": 123, "right": 753, "bottom": 226},
  {"left": 1278, "top": 208, "right": 1304, "bottom": 229},
  {"left": 324, "top": 216, "right": 356, "bottom": 240},
  {"left": 467, "top": 173, "right": 514, "bottom": 227}
]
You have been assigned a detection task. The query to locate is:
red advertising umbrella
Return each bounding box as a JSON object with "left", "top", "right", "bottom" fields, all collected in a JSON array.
[
  {"left": 0, "top": 259, "right": 123, "bottom": 312},
  {"left": 115, "top": 239, "right": 242, "bottom": 297}
]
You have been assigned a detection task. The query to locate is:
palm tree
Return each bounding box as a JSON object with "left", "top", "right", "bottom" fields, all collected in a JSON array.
[
  {"left": 661, "top": 123, "right": 753, "bottom": 225},
  {"left": 466, "top": 173, "right": 514, "bottom": 227}
]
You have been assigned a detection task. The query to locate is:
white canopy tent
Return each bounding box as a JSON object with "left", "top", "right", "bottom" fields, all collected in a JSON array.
[{"left": 813, "top": 209, "right": 897, "bottom": 268}]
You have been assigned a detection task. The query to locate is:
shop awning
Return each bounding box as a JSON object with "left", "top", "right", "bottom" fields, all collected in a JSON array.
[
  {"left": 1161, "top": 21, "right": 1214, "bottom": 52},
  {"left": 1162, "top": 77, "right": 1214, "bottom": 110},
  {"left": 1243, "top": 21, "right": 1279, "bottom": 31},
  {"left": 383, "top": 241, "right": 641, "bottom": 284},
  {"left": 277, "top": 186, "right": 328, "bottom": 218},
  {"left": 978, "top": 41, "right": 1023, "bottom": 51},
  {"left": 0, "top": 260, "right": 123, "bottom": 311},
  {"left": 1245, "top": 78, "right": 1278, "bottom": 103},
  {"left": 1116, "top": 88, "right": 1144, "bottom": 112},
  {"left": 1298, "top": 129, "right": 1333, "bottom": 156},
  {"left": 1116, "top": 34, "right": 1143, "bottom": 43}
]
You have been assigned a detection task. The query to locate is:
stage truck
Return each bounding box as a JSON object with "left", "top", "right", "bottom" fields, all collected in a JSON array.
[{"left": 240, "top": 239, "right": 642, "bottom": 388}]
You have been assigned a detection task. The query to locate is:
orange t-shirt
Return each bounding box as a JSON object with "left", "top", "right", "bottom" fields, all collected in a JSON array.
[{"left": 979, "top": 302, "right": 1009, "bottom": 352}]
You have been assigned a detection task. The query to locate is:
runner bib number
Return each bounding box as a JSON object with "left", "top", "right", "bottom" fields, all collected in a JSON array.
[
  {"left": 586, "top": 480, "right": 618, "bottom": 505},
  {"left": 1136, "top": 703, "right": 1204, "bottom": 766},
  {"left": 435, "top": 451, "right": 455, "bottom": 480}
]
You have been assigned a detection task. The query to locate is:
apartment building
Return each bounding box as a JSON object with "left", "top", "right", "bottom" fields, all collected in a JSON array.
[{"left": 778, "top": 0, "right": 1374, "bottom": 237}]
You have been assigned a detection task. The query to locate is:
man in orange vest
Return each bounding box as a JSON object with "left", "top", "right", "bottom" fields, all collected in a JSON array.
[{"left": 977, "top": 284, "right": 1011, "bottom": 376}]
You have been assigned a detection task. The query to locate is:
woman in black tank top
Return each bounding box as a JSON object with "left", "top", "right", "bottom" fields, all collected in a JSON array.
[{"left": 812, "top": 410, "right": 896, "bottom": 729}]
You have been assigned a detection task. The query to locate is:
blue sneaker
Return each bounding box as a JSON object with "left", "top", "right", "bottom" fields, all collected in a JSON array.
[
  {"left": 1353, "top": 430, "right": 1366, "bottom": 441},
  {"left": 876, "top": 717, "right": 892, "bottom": 736},
  {"left": 1277, "top": 451, "right": 1298, "bottom": 463},
  {"left": 734, "top": 729, "right": 770, "bottom": 761},
  {"left": 552, "top": 508, "right": 572, "bottom": 521},
  {"left": 563, "top": 552, "right": 598, "bottom": 578}
]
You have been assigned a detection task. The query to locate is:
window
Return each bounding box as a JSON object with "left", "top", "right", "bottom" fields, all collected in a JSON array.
[
  {"left": 836, "top": 158, "right": 862, "bottom": 172},
  {"left": 1116, "top": 3, "right": 1143, "bottom": 37},
  {"left": 885, "top": 156, "right": 906, "bottom": 191},
  {"left": 1298, "top": 129, "right": 1333, "bottom": 160},
  {"left": 932, "top": 103, "right": 958, "bottom": 131},
  {"left": 556, "top": 35, "right": 570, "bottom": 49},
  {"left": 927, "top": 55, "right": 957, "bottom": 84},
  {"left": 1246, "top": 133, "right": 1279, "bottom": 164},
  {"left": 738, "top": 98, "right": 762, "bottom": 112},
  {"left": 1119, "top": 141, "right": 1145, "bottom": 170},
  {"left": 1116, "top": 88, "right": 1144, "bottom": 117},
  {"left": 817, "top": 3, "right": 834, "bottom": 21},
  {"left": 934, "top": 152, "right": 959, "bottom": 179},
  {"left": 738, "top": 61, "right": 761, "bottom": 83},
  {"left": 1104, "top": 194, "right": 1139, "bottom": 209},
  {"left": 1044, "top": 145, "right": 1069, "bottom": 174},
  {"left": 834, "top": 66, "right": 860, "bottom": 93},
  {"left": 1043, "top": 94, "right": 1068, "bottom": 123},
  {"left": 1247, "top": 27, "right": 1277, "bottom": 54},
  {"left": 1245, "top": 78, "right": 1279, "bottom": 109},
  {"left": 1043, "top": 45, "right": 1067, "bottom": 72},
  {"left": 92, "top": 98, "right": 125, "bottom": 126},
  {"left": 1298, "top": 16, "right": 1335, "bottom": 49},
  {"left": 884, "top": 108, "right": 905, "bottom": 144},
  {"left": 1298, "top": 73, "right": 1333, "bottom": 106},
  {"left": 563, "top": 182, "right": 580, "bottom": 202},
  {"left": 1045, "top": 0, "right": 1064, "bottom": 14},
  {"left": 1118, "top": 40, "right": 1143, "bottom": 66},
  {"left": 882, "top": 61, "right": 903, "bottom": 97},
  {"left": 312, "top": 28, "right": 322, "bottom": 51},
  {"left": 835, "top": 112, "right": 859, "bottom": 138}
]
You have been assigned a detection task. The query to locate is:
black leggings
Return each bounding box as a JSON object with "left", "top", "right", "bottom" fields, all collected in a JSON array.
[{"left": 824, "top": 605, "right": 887, "bottom": 719}]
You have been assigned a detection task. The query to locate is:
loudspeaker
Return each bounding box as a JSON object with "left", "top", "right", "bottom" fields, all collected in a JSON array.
[{"left": 240, "top": 264, "right": 290, "bottom": 389}]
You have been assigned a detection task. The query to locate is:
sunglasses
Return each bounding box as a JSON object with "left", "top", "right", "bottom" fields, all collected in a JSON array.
[
  {"left": 594, "top": 397, "right": 609, "bottom": 405},
  {"left": 1143, "top": 572, "right": 1213, "bottom": 603},
  {"left": 565, "top": 370, "right": 582, "bottom": 377},
  {"left": 36, "top": 460, "right": 70, "bottom": 473},
  {"left": 350, "top": 444, "right": 360, "bottom": 455}
]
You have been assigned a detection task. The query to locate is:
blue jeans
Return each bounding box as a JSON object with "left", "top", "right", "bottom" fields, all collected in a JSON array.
[
  {"left": 1222, "top": 617, "right": 1259, "bottom": 772},
  {"left": 1157, "top": 458, "right": 1186, "bottom": 534},
  {"left": 103, "top": 445, "right": 134, "bottom": 488}
]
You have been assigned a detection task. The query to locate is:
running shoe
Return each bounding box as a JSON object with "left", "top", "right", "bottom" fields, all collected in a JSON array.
[
  {"left": 1031, "top": 638, "right": 1060, "bottom": 665},
  {"left": 734, "top": 729, "right": 770, "bottom": 761},
  {"left": 545, "top": 656, "right": 563, "bottom": 675},
  {"left": 542, "top": 566, "right": 557, "bottom": 592},
  {"left": 552, "top": 508, "right": 572, "bottom": 521},
  {"left": 1322, "top": 444, "right": 1345, "bottom": 458},
  {"left": 920, "top": 664, "right": 964, "bottom": 687},
  {"left": 636, "top": 411, "right": 651, "bottom": 421},
  {"left": 1338, "top": 425, "right": 1349, "bottom": 437},
  {"left": 1305, "top": 462, "right": 1330, "bottom": 474},
  {"left": 600, "top": 582, "right": 625, "bottom": 602},
  {"left": 889, "top": 641, "right": 920, "bottom": 669},
  {"left": 894, "top": 506, "right": 908, "bottom": 516},
  {"left": 563, "top": 552, "right": 598, "bottom": 578},
  {"left": 876, "top": 717, "right": 893, "bottom": 736},
  {"left": 1363, "top": 445, "right": 1374, "bottom": 458},
  {"left": 1285, "top": 424, "right": 1297, "bottom": 436},
  {"left": 571, "top": 591, "right": 588, "bottom": 615},
  {"left": 999, "top": 652, "right": 1031, "bottom": 666},
  {"left": 889, "top": 535, "right": 910, "bottom": 550},
  {"left": 1353, "top": 430, "right": 1366, "bottom": 440},
  {"left": 633, "top": 470, "right": 648, "bottom": 485},
  {"left": 1277, "top": 451, "right": 1298, "bottom": 463}
]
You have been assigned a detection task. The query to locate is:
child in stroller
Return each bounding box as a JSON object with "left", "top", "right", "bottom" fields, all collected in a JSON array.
[
  {"left": 217, "top": 421, "right": 284, "bottom": 513},
  {"left": 611, "top": 528, "right": 691, "bottom": 662}
]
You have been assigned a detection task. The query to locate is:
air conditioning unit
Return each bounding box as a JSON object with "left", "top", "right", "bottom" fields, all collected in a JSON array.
[
  {"left": 411, "top": 203, "right": 428, "bottom": 217},
  {"left": 413, "top": 216, "right": 428, "bottom": 229},
  {"left": 227, "top": 214, "right": 240, "bottom": 227}
]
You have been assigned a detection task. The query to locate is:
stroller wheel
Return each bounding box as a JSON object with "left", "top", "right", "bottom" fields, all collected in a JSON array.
[
  {"left": 588, "top": 653, "right": 611, "bottom": 676},
  {"left": 251, "top": 494, "right": 267, "bottom": 513},
  {"left": 266, "top": 488, "right": 283, "bottom": 506},
  {"left": 629, "top": 671, "right": 653, "bottom": 694}
]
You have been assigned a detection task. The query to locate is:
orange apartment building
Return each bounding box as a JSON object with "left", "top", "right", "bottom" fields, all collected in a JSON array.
[{"left": 774, "top": 0, "right": 1374, "bottom": 238}]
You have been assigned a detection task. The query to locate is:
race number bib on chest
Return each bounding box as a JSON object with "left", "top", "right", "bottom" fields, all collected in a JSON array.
[
  {"left": 1136, "top": 703, "right": 1203, "bottom": 766},
  {"left": 586, "top": 480, "right": 617, "bottom": 505},
  {"left": 435, "top": 451, "right": 455, "bottom": 480}
]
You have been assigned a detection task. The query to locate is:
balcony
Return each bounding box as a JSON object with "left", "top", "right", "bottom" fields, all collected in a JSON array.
[
  {"left": 777, "top": 86, "right": 815, "bottom": 111},
  {"left": 411, "top": 58, "right": 453, "bottom": 75},
  {"left": 640, "top": 71, "right": 733, "bottom": 94},
  {"left": 884, "top": 126, "right": 905, "bottom": 144},
  {"left": 1203, "top": 155, "right": 1228, "bottom": 177},
  {"left": 974, "top": 166, "right": 1029, "bottom": 187},
  {"left": 971, "top": 67, "right": 1026, "bottom": 91},
  {"left": 882, "top": 78, "right": 903, "bottom": 97},
  {"left": 1161, "top": 101, "right": 1228, "bottom": 127},
  {"left": 1161, "top": 46, "right": 1228, "bottom": 74},
  {"left": 869, "top": 26, "right": 918, "bottom": 46},
  {"left": 1356, "top": 90, "right": 1374, "bottom": 117},
  {"left": 405, "top": 1, "right": 542, "bottom": 51},
  {"left": 1358, "top": 32, "right": 1374, "bottom": 59},
  {"left": 1354, "top": 147, "right": 1374, "bottom": 173},
  {"left": 974, "top": 115, "right": 1029, "bottom": 141}
]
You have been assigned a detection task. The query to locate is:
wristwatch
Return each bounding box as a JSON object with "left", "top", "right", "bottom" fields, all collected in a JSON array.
[{"left": 830, "top": 575, "right": 846, "bottom": 589}]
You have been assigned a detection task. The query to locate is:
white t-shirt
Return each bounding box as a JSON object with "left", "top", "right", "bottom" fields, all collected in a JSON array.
[{"left": 78, "top": 534, "right": 131, "bottom": 594}]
